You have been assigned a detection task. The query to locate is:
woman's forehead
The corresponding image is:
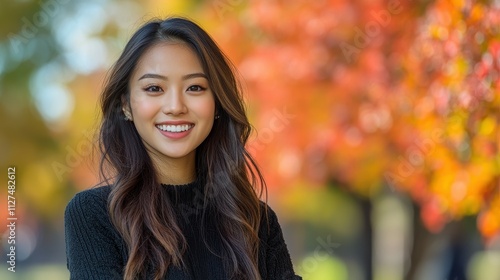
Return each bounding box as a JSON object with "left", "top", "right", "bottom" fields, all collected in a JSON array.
[{"left": 132, "top": 42, "right": 205, "bottom": 80}]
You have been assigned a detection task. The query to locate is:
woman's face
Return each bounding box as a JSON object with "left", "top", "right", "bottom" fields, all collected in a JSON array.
[{"left": 126, "top": 41, "right": 215, "bottom": 166}]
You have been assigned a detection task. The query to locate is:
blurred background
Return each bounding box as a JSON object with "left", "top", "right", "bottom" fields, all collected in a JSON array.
[{"left": 1, "top": 0, "right": 500, "bottom": 279}]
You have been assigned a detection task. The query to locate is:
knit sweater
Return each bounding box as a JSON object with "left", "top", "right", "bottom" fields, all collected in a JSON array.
[{"left": 64, "top": 181, "right": 301, "bottom": 279}]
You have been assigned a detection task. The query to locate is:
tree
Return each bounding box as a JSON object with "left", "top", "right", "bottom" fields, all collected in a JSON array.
[{"left": 200, "top": 0, "right": 500, "bottom": 278}]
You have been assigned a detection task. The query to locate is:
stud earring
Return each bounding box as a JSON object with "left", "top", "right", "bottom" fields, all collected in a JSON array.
[
  {"left": 215, "top": 115, "right": 220, "bottom": 119},
  {"left": 123, "top": 111, "right": 132, "bottom": 121}
]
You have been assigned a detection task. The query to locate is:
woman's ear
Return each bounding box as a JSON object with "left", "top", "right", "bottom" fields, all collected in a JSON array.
[
  {"left": 121, "top": 96, "right": 133, "bottom": 121},
  {"left": 214, "top": 105, "right": 222, "bottom": 120}
]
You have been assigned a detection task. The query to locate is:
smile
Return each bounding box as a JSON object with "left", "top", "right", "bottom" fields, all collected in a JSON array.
[{"left": 155, "top": 124, "right": 194, "bottom": 133}]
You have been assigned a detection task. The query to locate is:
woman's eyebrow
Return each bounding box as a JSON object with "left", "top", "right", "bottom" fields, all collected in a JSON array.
[
  {"left": 182, "top": 73, "right": 207, "bottom": 80},
  {"left": 138, "top": 73, "right": 167, "bottom": 81},
  {"left": 138, "top": 73, "right": 207, "bottom": 81}
]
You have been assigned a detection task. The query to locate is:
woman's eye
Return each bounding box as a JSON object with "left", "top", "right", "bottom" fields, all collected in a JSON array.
[
  {"left": 144, "top": 85, "right": 162, "bottom": 92},
  {"left": 187, "top": 85, "right": 206, "bottom": 92}
]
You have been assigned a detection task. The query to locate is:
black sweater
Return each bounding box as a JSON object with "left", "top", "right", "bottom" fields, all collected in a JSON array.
[{"left": 64, "top": 181, "right": 301, "bottom": 279}]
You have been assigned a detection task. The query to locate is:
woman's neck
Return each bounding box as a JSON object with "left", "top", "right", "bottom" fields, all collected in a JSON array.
[{"left": 149, "top": 151, "right": 196, "bottom": 185}]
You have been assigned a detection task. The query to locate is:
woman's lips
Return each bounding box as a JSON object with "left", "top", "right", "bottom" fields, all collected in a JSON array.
[{"left": 155, "top": 123, "right": 194, "bottom": 139}]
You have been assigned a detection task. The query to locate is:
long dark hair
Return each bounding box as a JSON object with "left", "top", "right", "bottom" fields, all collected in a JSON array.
[{"left": 98, "top": 17, "right": 266, "bottom": 279}]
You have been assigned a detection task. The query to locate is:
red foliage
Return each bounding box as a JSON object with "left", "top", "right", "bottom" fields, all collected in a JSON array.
[{"left": 204, "top": 0, "right": 500, "bottom": 239}]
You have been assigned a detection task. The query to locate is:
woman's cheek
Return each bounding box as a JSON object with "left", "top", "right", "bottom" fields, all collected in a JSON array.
[
  {"left": 131, "top": 96, "right": 160, "bottom": 119},
  {"left": 194, "top": 95, "right": 215, "bottom": 119}
]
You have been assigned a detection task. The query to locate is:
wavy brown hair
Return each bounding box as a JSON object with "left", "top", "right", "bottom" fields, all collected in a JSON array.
[{"left": 98, "top": 17, "right": 266, "bottom": 279}]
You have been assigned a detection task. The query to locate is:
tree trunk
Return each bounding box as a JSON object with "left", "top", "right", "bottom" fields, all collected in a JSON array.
[
  {"left": 359, "top": 196, "right": 373, "bottom": 280},
  {"left": 406, "top": 202, "right": 430, "bottom": 280}
]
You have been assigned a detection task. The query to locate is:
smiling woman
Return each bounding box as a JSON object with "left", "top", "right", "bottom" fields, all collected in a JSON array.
[{"left": 63, "top": 17, "right": 301, "bottom": 280}]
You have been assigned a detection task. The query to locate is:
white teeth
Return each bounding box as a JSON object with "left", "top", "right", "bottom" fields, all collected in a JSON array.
[{"left": 157, "top": 124, "right": 193, "bottom": 132}]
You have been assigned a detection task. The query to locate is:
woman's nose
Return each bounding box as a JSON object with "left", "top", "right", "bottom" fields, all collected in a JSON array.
[{"left": 162, "top": 87, "right": 187, "bottom": 116}]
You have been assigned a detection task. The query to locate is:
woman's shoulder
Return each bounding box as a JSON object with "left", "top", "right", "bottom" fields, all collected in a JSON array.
[
  {"left": 64, "top": 185, "right": 117, "bottom": 236},
  {"left": 258, "top": 201, "right": 282, "bottom": 235},
  {"left": 259, "top": 201, "right": 279, "bottom": 220},
  {"left": 65, "top": 185, "right": 112, "bottom": 214},
  {"left": 257, "top": 200, "right": 302, "bottom": 279}
]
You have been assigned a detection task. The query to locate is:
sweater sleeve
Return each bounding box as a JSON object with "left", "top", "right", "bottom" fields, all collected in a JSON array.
[
  {"left": 261, "top": 205, "right": 302, "bottom": 280},
  {"left": 64, "top": 187, "right": 125, "bottom": 279}
]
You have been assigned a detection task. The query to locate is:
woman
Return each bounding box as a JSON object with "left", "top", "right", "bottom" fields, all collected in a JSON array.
[{"left": 64, "top": 17, "right": 301, "bottom": 280}]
